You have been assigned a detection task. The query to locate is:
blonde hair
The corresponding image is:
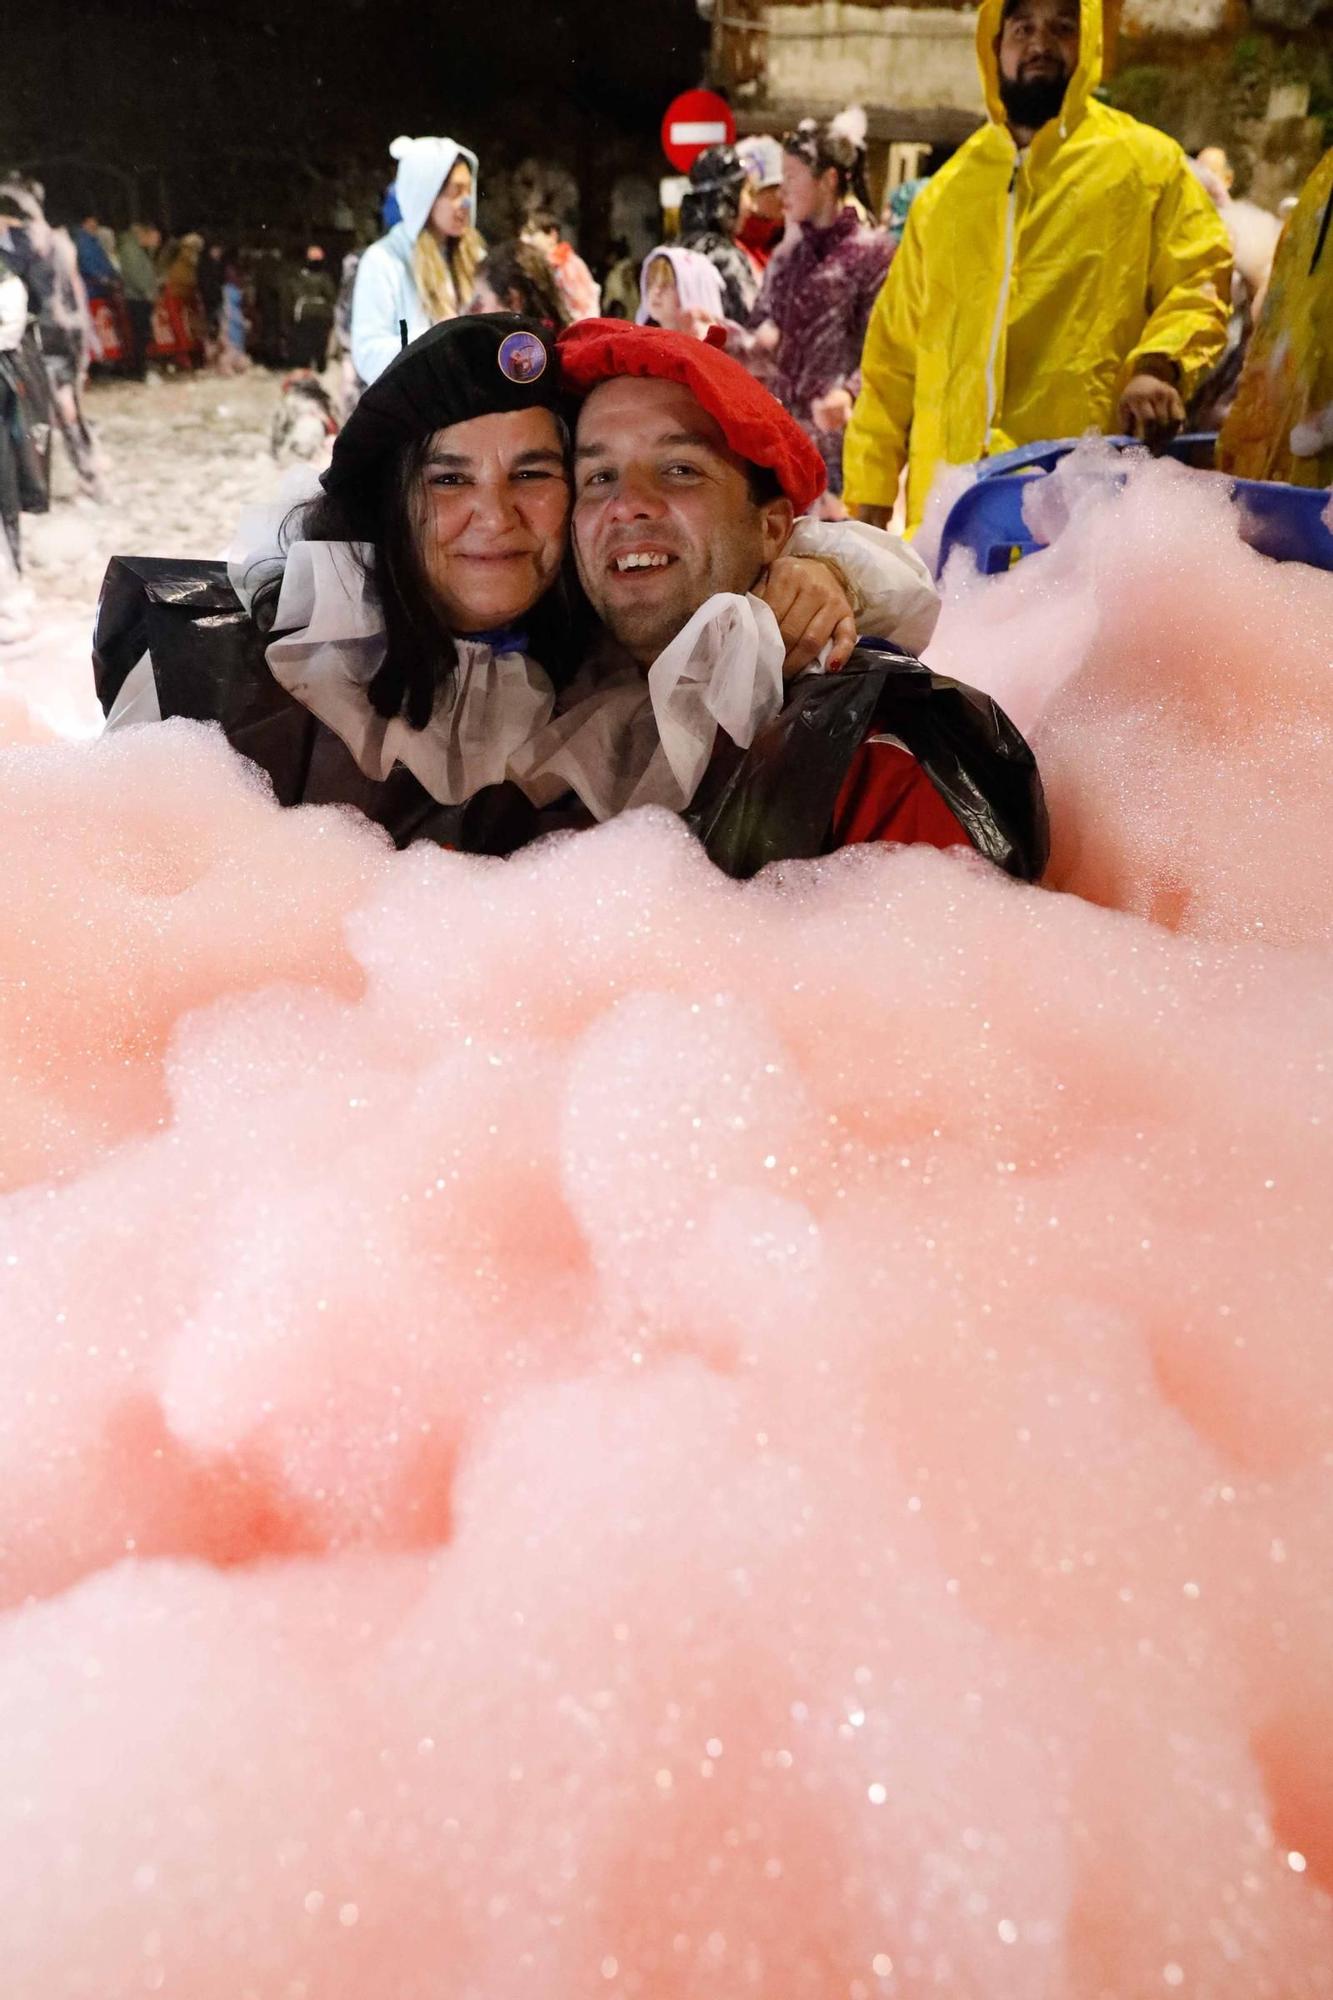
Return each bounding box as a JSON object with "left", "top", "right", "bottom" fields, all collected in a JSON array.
[{"left": 412, "top": 225, "right": 485, "bottom": 323}]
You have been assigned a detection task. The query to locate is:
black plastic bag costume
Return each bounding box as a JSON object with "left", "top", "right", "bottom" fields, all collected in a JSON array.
[{"left": 93, "top": 559, "right": 1047, "bottom": 881}]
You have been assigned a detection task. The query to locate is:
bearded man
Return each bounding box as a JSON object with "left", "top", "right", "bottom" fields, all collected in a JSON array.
[{"left": 843, "top": 0, "right": 1232, "bottom": 531}]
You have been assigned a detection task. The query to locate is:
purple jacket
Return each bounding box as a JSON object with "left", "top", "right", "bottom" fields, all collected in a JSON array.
[{"left": 757, "top": 209, "right": 892, "bottom": 495}]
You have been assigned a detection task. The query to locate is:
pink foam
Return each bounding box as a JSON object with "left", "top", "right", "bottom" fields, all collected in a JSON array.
[
  {"left": 2, "top": 465, "right": 1333, "bottom": 1994},
  {"left": 928, "top": 448, "right": 1333, "bottom": 946}
]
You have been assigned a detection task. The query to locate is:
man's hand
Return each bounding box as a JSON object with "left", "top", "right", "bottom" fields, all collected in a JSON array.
[
  {"left": 758, "top": 555, "right": 858, "bottom": 676},
  {"left": 852, "top": 503, "right": 893, "bottom": 529},
  {"left": 751, "top": 319, "right": 781, "bottom": 355},
  {"left": 1119, "top": 369, "right": 1186, "bottom": 447},
  {"left": 811, "top": 387, "right": 854, "bottom": 432}
]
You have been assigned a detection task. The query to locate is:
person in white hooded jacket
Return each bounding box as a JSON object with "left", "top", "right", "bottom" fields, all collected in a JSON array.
[{"left": 350, "top": 134, "right": 483, "bottom": 387}]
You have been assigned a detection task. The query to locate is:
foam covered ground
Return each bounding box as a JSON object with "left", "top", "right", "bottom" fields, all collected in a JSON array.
[
  {"left": 2, "top": 442, "right": 1332, "bottom": 1997},
  {"left": 0, "top": 369, "right": 282, "bottom": 742}
]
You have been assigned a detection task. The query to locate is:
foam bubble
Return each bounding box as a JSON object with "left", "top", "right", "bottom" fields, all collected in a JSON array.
[
  {"left": 929, "top": 447, "right": 1333, "bottom": 946},
  {"left": 2, "top": 453, "right": 1333, "bottom": 1995}
]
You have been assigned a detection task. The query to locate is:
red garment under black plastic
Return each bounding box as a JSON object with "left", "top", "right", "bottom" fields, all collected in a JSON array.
[{"left": 833, "top": 739, "right": 973, "bottom": 852}]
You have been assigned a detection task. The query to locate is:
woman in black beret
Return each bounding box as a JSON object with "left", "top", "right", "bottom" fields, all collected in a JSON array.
[{"left": 267, "top": 314, "right": 584, "bottom": 738}]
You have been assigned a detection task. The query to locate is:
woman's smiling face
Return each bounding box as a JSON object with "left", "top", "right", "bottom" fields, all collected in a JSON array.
[{"left": 412, "top": 405, "right": 570, "bottom": 633}]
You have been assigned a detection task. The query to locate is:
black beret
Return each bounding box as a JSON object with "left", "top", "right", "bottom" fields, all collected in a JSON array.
[{"left": 322, "top": 314, "right": 566, "bottom": 529}]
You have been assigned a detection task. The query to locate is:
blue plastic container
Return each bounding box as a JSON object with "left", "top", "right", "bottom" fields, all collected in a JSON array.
[{"left": 933, "top": 437, "right": 1333, "bottom": 578}]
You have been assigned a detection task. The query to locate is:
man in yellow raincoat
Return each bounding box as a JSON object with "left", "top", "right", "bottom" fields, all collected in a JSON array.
[
  {"left": 843, "top": 0, "right": 1232, "bottom": 530},
  {"left": 1217, "top": 148, "right": 1333, "bottom": 491}
]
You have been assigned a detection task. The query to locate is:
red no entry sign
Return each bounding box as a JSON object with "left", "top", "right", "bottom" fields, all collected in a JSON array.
[{"left": 661, "top": 89, "right": 736, "bottom": 173}]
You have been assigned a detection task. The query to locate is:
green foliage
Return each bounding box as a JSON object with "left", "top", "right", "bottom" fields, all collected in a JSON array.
[
  {"left": 1299, "top": 47, "right": 1333, "bottom": 143},
  {"left": 1110, "top": 24, "right": 1332, "bottom": 159},
  {"left": 1104, "top": 64, "right": 1183, "bottom": 129}
]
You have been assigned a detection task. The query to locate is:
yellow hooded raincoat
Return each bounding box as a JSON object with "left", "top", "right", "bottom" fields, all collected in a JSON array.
[
  {"left": 1218, "top": 147, "right": 1333, "bottom": 491},
  {"left": 843, "top": 0, "right": 1233, "bottom": 528}
]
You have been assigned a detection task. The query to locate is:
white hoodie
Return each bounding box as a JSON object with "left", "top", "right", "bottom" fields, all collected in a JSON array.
[{"left": 350, "top": 136, "right": 480, "bottom": 386}]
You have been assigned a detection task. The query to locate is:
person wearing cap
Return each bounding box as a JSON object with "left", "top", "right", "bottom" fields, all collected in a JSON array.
[
  {"left": 558, "top": 319, "right": 1044, "bottom": 873},
  {"left": 677, "top": 147, "right": 760, "bottom": 323},
  {"left": 97, "top": 315, "right": 947, "bottom": 862},
  {"left": 634, "top": 245, "right": 783, "bottom": 395},
  {"left": 843, "top": 0, "right": 1232, "bottom": 533},
  {"left": 350, "top": 135, "right": 483, "bottom": 387},
  {"left": 737, "top": 137, "right": 786, "bottom": 271}
]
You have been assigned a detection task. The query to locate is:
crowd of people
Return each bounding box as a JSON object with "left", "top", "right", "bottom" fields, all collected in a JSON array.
[
  {"left": 5, "top": 0, "right": 1331, "bottom": 870},
  {"left": 7, "top": 0, "right": 1330, "bottom": 573}
]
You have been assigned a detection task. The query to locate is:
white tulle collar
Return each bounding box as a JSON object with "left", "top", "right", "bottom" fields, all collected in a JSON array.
[{"left": 236, "top": 528, "right": 786, "bottom": 823}]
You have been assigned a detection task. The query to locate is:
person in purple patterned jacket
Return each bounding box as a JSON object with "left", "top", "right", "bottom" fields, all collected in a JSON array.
[{"left": 752, "top": 110, "right": 892, "bottom": 509}]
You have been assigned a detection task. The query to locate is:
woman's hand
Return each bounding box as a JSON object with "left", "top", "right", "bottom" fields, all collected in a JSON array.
[
  {"left": 810, "top": 489, "right": 850, "bottom": 522},
  {"left": 811, "top": 387, "right": 855, "bottom": 432},
  {"left": 682, "top": 306, "right": 724, "bottom": 342},
  {"left": 758, "top": 555, "right": 858, "bottom": 676}
]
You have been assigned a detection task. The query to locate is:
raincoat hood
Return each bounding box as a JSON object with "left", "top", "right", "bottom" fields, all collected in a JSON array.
[
  {"left": 387, "top": 134, "right": 480, "bottom": 242},
  {"left": 975, "top": 0, "right": 1101, "bottom": 146}
]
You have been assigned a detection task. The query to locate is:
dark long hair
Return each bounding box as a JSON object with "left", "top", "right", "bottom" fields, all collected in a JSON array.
[
  {"left": 475, "top": 240, "right": 571, "bottom": 329},
  {"left": 252, "top": 418, "right": 593, "bottom": 731}
]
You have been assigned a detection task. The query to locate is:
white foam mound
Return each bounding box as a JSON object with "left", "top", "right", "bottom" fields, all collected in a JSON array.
[{"left": 2, "top": 449, "right": 1333, "bottom": 1996}]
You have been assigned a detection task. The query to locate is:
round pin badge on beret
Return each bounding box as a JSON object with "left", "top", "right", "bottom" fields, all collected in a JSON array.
[{"left": 497, "top": 330, "right": 548, "bottom": 383}]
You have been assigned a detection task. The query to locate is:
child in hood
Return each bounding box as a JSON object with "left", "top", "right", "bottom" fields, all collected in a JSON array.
[
  {"left": 636, "top": 245, "right": 781, "bottom": 394},
  {"left": 636, "top": 247, "right": 726, "bottom": 332}
]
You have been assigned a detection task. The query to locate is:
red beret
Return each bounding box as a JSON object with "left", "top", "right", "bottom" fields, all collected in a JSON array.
[{"left": 557, "top": 318, "right": 827, "bottom": 514}]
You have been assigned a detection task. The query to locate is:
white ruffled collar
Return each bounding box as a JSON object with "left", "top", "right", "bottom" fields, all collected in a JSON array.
[{"left": 245, "top": 534, "right": 787, "bottom": 824}]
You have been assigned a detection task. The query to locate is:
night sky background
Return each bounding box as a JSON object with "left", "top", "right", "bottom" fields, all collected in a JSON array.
[{"left": 5, "top": 0, "right": 709, "bottom": 258}]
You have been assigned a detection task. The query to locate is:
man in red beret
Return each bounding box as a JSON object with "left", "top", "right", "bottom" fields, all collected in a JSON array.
[{"left": 558, "top": 319, "right": 1046, "bottom": 874}]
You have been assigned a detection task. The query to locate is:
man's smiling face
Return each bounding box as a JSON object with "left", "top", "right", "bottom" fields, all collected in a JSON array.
[{"left": 572, "top": 376, "right": 792, "bottom": 666}]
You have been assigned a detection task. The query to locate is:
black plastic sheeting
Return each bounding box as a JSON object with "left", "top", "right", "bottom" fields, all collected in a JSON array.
[
  {"left": 688, "top": 639, "right": 1048, "bottom": 882},
  {"left": 93, "top": 556, "right": 590, "bottom": 854}
]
